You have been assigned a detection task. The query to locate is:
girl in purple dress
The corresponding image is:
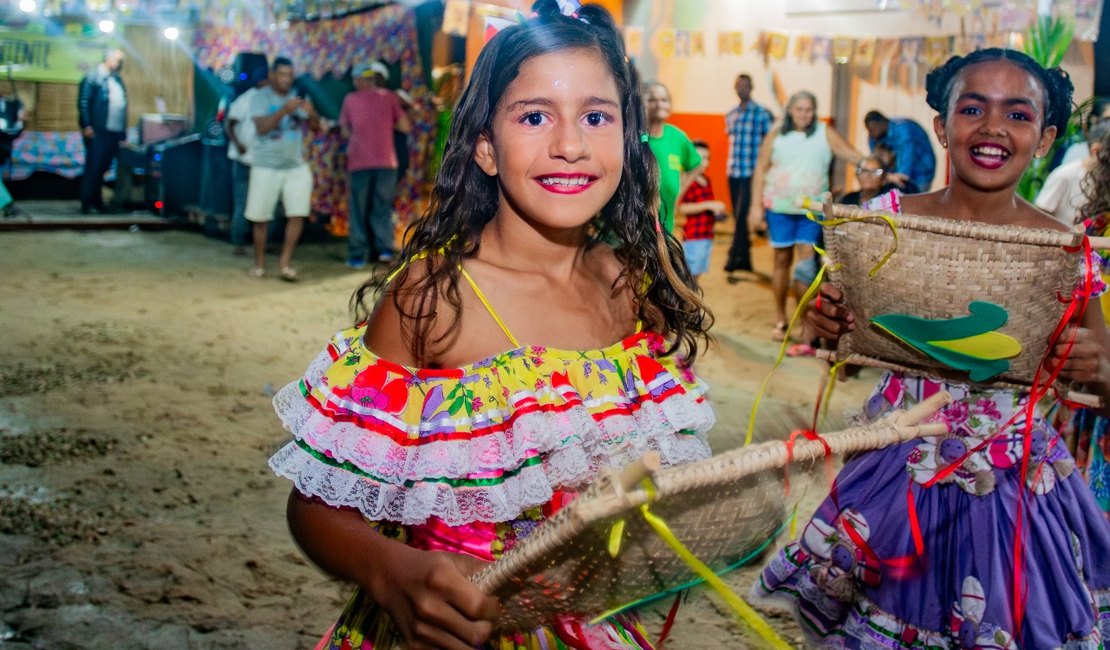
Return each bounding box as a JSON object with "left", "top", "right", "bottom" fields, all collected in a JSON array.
[{"left": 752, "top": 49, "right": 1110, "bottom": 648}]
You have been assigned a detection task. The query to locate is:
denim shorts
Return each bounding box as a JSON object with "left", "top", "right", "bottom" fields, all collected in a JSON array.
[
  {"left": 683, "top": 238, "right": 712, "bottom": 276},
  {"left": 766, "top": 210, "right": 822, "bottom": 248}
]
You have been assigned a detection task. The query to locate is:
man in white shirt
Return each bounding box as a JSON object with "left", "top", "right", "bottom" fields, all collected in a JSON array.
[
  {"left": 1035, "top": 121, "right": 1109, "bottom": 226},
  {"left": 225, "top": 64, "right": 272, "bottom": 255}
]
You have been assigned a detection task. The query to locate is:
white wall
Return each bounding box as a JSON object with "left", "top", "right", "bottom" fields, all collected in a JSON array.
[{"left": 624, "top": 0, "right": 1097, "bottom": 191}]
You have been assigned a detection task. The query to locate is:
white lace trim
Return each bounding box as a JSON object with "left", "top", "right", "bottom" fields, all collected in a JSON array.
[
  {"left": 270, "top": 350, "right": 715, "bottom": 525},
  {"left": 268, "top": 407, "right": 712, "bottom": 526}
]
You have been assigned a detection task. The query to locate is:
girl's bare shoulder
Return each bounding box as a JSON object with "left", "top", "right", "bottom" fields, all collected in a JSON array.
[{"left": 364, "top": 258, "right": 459, "bottom": 368}]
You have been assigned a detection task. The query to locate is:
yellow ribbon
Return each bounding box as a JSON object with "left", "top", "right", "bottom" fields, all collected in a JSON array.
[
  {"left": 745, "top": 262, "right": 829, "bottom": 446},
  {"left": 608, "top": 519, "right": 626, "bottom": 559},
  {"left": 625, "top": 480, "right": 794, "bottom": 649},
  {"left": 820, "top": 359, "right": 852, "bottom": 421},
  {"left": 804, "top": 208, "right": 899, "bottom": 278},
  {"left": 745, "top": 203, "right": 899, "bottom": 446}
]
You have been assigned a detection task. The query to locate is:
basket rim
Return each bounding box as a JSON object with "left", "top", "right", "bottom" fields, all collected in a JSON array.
[{"left": 825, "top": 208, "right": 1083, "bottom": 248}]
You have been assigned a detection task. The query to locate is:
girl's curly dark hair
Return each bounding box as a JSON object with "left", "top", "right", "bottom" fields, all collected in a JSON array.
[
  {"left": 1080, "top": 123, "right": 1110, "bottom": 223},
  {"left": 925, "top": 47, "right": 1073, "bottom": 139},
  {"left": 351, "top": 0, "right": 711, "bottom": 365}
]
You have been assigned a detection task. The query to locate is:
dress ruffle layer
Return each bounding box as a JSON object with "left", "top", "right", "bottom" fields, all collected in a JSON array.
[{"left": 270, "top": 326, "right": 715, "bottom": 526}]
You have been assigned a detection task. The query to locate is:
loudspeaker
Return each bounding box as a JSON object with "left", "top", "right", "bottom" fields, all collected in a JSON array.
[
  {"left": 146, "top": 134, "right": 203, "bottom": 217},
  {"left": 233, "top": 52, "right": 269, "bottom": 93}
]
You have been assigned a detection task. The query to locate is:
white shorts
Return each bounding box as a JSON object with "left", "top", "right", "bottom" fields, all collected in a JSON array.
[{"left": 245, "top": 164, "right": 312, "bottom": 222}]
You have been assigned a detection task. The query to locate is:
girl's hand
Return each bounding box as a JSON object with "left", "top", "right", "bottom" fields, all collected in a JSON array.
[
  {"left": 368, "top": 546, "right": 500, "bottom": 650},
  {"left": 1048, "top": 326, "right": 1109, "bottom": 388},
  {"left": 807, "top": 283, "right": 856, "bottom": 343}
]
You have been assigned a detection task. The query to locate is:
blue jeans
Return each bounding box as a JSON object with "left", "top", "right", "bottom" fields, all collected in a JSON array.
[
  {"left": 348, "top": 168, "right": 398, "bottom": 261},
  {"left": 230, "top": 160, "right": 252, "bottom": 246}
]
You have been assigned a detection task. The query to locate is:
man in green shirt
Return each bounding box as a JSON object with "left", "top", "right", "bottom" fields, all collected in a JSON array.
[{"left": 645, "top": 82, "right": 701, "bottom": 234}]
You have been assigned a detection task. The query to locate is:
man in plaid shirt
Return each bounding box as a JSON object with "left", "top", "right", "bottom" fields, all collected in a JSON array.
[
  {"left": 679, "top": 141, "right": 726, "bottom": 286},
  {"left": 724, "top": 73, "right": 773, "bottom": 282}
]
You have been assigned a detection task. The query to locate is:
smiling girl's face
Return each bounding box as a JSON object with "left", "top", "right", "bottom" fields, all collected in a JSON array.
[
  {"left": 935, "top": 58, "right": 1056, "bottom": 194},
  {"left": 474, "top": 47, "right": 624, "bottom": 234}
]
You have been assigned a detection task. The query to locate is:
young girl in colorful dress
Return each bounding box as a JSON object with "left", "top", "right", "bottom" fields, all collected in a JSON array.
[
  {"left": 267, "top": 2, "right": 715, "bottom": 648},
  {"left": 752, "top": 49, "right": 1110, "bottom": 647},
  {"left": 1055, "top": 122, "right": 1110, "bottom": 522}
]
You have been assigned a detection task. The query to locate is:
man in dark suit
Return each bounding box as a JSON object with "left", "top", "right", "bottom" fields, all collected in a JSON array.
[{"left": 77, "top": 48, "right": 127, "bottom": 214}]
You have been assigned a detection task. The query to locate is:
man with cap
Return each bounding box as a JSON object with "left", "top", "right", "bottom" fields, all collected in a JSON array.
[{"left": 338, "top": 60, "right": 413, "bottom": 268}]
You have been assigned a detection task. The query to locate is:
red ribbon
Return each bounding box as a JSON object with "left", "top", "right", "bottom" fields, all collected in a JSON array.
[
  {"left": 858, "top": 237, "right": 1094, "bottom": 639},
  {"left": 783, "top": 428, "right": 833, "bottom": 495}
]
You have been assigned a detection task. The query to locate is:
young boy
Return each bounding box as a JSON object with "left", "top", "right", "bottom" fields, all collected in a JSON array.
[{"left": 677, "top": 140, "right": 726, "bottom": 285}]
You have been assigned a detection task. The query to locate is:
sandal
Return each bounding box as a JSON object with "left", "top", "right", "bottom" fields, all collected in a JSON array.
[
  {"left": 786, "top": 343, "right": 817, "bottom": 357},
  {"left": 279, "top": 267, "right": 298, "bottom": 282},
  {"left": 249, "top": 266, "right": 265, "bottom": 279},
  {"left": 771, "top": 322, "right": 788, "bottom": 342}
]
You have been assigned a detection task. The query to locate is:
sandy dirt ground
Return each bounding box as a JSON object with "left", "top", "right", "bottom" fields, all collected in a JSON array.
[{"left": 0, "top": 208, "right": 880, "bottom": 649}]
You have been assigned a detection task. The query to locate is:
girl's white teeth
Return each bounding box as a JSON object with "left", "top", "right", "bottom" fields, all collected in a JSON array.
[
  {"left": 540, "top": 176, "right": 589, "bottom": 186},
  {"left": 972, "top": 145, "right": 1008, "bottom": 157}
]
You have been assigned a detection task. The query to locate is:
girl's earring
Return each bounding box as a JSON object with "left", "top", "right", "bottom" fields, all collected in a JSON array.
[{"left": 941, "top": 140, "right": 948, "bottom": 148}]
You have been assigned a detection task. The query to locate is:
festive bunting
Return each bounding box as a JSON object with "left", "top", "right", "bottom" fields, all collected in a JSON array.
[
  {"left": 768, "top": 31, "right": 789, "bottom": 60},
  {"left": 811, "top": 35, "right": 832, "bottom": 64},
  {"left": 442, "top": 0, "right": 470, "bottom": 37},
  {"left": 831, "top": 36, "right": 854, "bottom": 63},
  {"left": 793, "top": 34, "right": 813, "bottom": 62},
  {"left": 717, "top": 31, "right": 744, "bottom": 56},
  {"left": 625, "top": 25, "right": 644, "bottom": 58}
]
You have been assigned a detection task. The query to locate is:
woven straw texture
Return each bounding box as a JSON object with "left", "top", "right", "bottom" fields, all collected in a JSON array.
[
  {"left": 473, "top": 393, "right": 950, "bottom": 631},
  {"left": 822, "top": 205, "right": 1083, "bottom": 385}
]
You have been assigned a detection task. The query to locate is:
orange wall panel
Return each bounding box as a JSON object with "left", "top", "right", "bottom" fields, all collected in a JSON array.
[{"left": 668, "top": 112, "right": 732, "bottom": 213}]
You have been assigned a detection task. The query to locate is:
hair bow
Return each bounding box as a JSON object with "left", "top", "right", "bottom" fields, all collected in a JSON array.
[{"left": 556, "top": 0, "right": 583, "bottom": 17}]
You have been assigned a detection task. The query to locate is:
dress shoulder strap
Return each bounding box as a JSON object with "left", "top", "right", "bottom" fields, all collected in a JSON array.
[
  {"left": 386, "top": 251, "right": 521, "bottom": 348},
  {"left": 458, "top": 266, "right": 521, "bottom": 348}
]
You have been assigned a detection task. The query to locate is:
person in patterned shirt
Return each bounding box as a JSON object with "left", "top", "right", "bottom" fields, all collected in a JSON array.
[
  {"left": 678, "top": 140, "right": 727, "bottom": 286},
  {"left": 724, "top": 73, "right": 773, "bottom": 282}
]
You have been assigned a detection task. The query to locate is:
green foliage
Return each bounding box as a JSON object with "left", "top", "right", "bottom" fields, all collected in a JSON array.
[
  {"left": 1016, "top": 15, "right": 1077, "bottom": 201},
  {"left": 1025, "top": 15, "right": 1074, "bottom": 67}
]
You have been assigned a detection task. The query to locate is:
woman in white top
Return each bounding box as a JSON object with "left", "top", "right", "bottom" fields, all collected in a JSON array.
[{"left": 749, "top": 90, "right": 862, "bottom": 341}]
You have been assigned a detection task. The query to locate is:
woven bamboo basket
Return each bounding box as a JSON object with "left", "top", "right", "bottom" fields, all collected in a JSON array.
[
  {"left": 473, "top": 392, "right": 951, "bottom": 632},
  {"left": 817, "top": 202, "right": 1090, "bottom": 389}
]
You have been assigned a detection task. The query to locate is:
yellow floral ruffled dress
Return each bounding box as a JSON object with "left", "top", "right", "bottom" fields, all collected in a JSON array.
[{"left": 268, "top": 270, "right": 716, "bottom": 649}]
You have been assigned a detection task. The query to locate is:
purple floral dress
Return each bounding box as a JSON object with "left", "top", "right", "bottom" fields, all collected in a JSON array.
[
  {"left": 751, "top": 373, "right": 1110, "bottom": 648},
  {"left": 751, "top": 195, "right": 1110, "bottom": 648}
]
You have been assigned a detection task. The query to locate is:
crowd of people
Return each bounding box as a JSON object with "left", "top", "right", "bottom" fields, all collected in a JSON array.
[
  {"left": 259, "top": 0, "right": 1110, "bottom": 646},
  {"left": 58, "top": 1, "right": 1110, "bottom": 647}
]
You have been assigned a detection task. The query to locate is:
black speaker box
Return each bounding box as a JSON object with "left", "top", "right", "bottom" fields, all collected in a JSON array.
[
  {"left": 146, "top": 134, "right": 203, "bottom": 217},
  {"left": 233, "top": 52, "right": 269, "bottom": 93}
]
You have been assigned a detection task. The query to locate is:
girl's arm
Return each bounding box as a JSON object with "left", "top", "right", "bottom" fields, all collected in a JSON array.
[
  {"left": 826, "top": 127, "right": 864, "bottom": 165},
  {"left": 1049, "top": 296, "right": 1110, "bottom": 418},
  {"left": 747, "top": 130, "right": 777, "bottom": 227},
  {"left": 287, "top": 490, "right": 500, "bottom": 650}
]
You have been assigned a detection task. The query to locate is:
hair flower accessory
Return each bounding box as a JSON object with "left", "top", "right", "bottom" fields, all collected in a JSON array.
[{"left": 557, "top": 0, "right": 588, "bottom": 22}]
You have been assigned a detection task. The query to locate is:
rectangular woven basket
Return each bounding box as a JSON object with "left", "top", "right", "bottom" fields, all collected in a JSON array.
[
  {"left": 821, "top": 205, "right": 1085, "bottom": 387},
  {"left": 473, "top": 393, "right": 950, "bottom": 632}
]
